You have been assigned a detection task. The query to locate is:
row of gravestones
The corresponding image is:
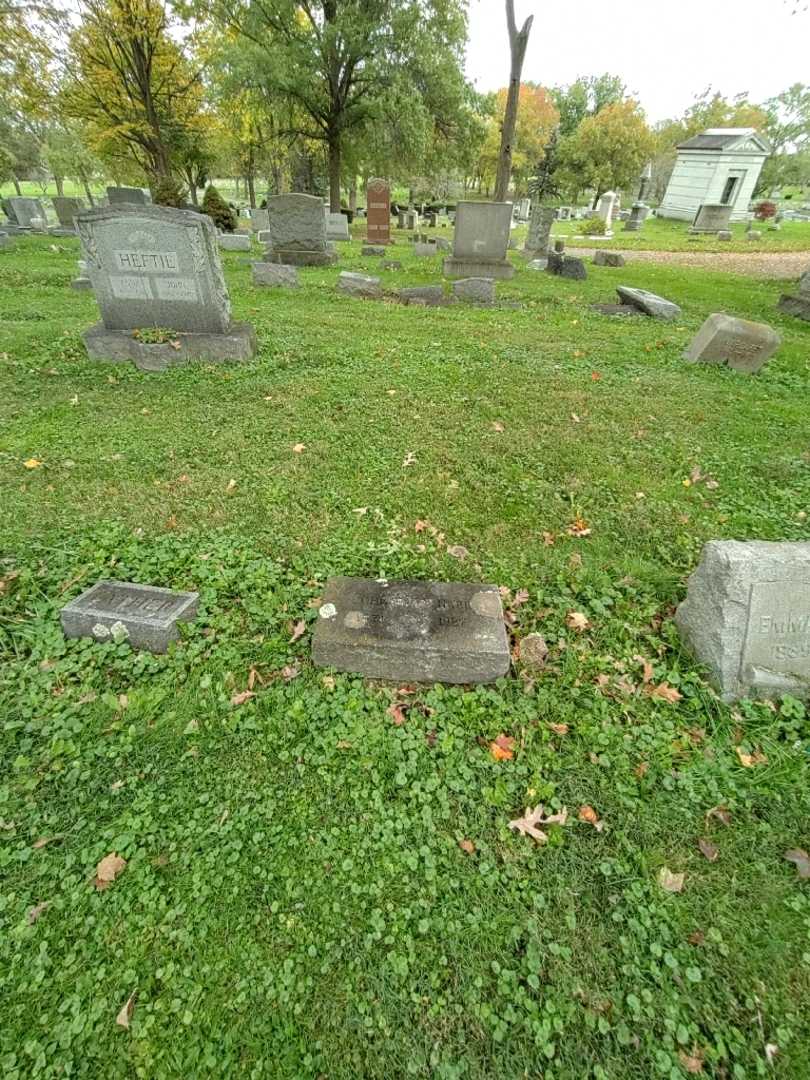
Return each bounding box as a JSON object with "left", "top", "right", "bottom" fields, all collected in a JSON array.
[
  {"left": 1, "top": 187, "right": 152, "bottom": 236},
  {"left": 59, "top": 541, "right": 810, "bottom": 705}
]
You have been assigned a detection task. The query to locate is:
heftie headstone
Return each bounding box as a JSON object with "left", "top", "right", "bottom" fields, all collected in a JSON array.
[
  {"left": 312, "top": 577, "right": 510, "bottom": 684},
  {"left": 61, "top": 580, "right": 199, "bottom": 654},
  {"left": 616, "top": 286, "right": 681, "bottom": 320},
  {"left": 690, "top": 204, "right": 733, "bottom": 233},
  {"left": 778, "top": 268, "right": 810, "bottom": 323},
  {"left": 262, "top": 193, "right": 336, "bottom": 266},
  {"left": 76, "top": 204, "right": 256, "bottom": 370},
  {"left": 107, "top": 185, "right": 150, "bottom": 206},
  {"left": 366, "top": 179, "right": 392, "bottom": 244},
  {"left": 684, "top": 313, "right": 781, "bottom": 373},
  {"left": 444, "top": 201, "right": 515, "bottom": 280},
  {"left": 676, "top": 541, "right": 810, "bottom": 702}
]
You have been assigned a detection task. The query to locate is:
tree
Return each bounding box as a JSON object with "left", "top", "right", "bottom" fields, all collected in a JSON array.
[
  {"left": 764, "top": 84, "right": 810, "bottom": 154},
  {"left": 478, "top": 84, "right": 558, "bottom": 196},
  {"left": 551, "top": 74, "right": 626, "bottom": 137},
  {"left": 200, "top": 0, "right": 471, "bottom": 212},
  {"left": 559, "top": 99, "right": 654, "bottom": 204},
  {"left": 62, "top": 0, "right": 208, "bottom": 186},
  {"left": 493, "top": 0, "right": 533, "bottom": 202}
]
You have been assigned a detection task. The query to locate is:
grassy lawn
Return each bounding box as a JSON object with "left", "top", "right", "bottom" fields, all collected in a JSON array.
[
  {"left": 2, "top": 233, "right": 810, "bottom": 1078},
  {"left": 558, "top": 215, "right": 810, "bottom": 254}
]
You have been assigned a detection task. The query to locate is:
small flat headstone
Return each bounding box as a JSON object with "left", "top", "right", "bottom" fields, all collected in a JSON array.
[
  {"left": 616, "top": 286, "right": 681, "bottom": 320},
  {"left": 252, "top": 262, "right": 299, "bottom": 288},
  {"left": 684, "top": 313, "right": 780, "bottom": 373},
  {"left": 337, "top": 271, "right": 382, "bottom": 299},
  {"left": 61, "top": 580, "right": 198, "bottom": 653},
  {"left": 312, "top": 577, "right": 510, "bottom": 684},
  {"left": 362, "top": 244, "right": 386, "bottom": 256},
  {"left": 398, "top": 285, "right": 450, "bottom": 307},
  {"left": 452, "top": 277, "right": 495, "bottom": 304},
  {"left": 219, "top": 233, "right": 251, "bottom": 251},
  {"left": 676, "top": 541, "right": 810, "bottom": 702}
]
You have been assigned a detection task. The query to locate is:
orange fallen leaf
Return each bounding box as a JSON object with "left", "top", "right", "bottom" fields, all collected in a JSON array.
[
  {"left": 489, "top": 733, "right": 516, "bottom": 761},
  {"left": 648, "top": 682, "right": 682, "bottom": 704},
  {"left": 94, "top": 852, "right": 126, "bottom": 891},
  {"left": 459, "top": 838, "right": 476, "bottom": 855},
  {"left": 116, "top": 990, "right": 136, "bottom": 1029},
  {"left": 387, "top": 702, "right": 407, "bottom": 725},
  {"left": 289, "top": 619, "right": 306, "bottom": 643},
  {"left": 634, "top": 761, "right": 649, "bottom": 779},
  {"left": 578, "top": 805, "right": 604, "bottom": 832},
  {"left": 23, "top": 458, "right": 43, "bottom": 469},
  {"left": 566, "top": 517, "right": 591, "bottom": 538},
  {"left": 736, "top": 746, "right": 767, "bottom": 768},
  {"left": 678, "top": 1048, "right": 704, "bottom": 1074},
  {"left": 549, "top": 722, "right": 569, "bottom": 736},
  {"left": 230, "top": 689, "right": 255, "bottom": 706},
  {"left": 658, "top": 866, "right": 685, "bottom": 893}
]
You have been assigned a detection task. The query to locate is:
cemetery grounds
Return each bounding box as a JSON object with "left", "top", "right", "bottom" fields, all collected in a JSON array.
[{"left": 1, "top": 222, "right": 810, "bottom": 1079}]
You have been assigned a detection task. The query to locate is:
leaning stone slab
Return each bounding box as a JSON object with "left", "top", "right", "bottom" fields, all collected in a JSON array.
[
  {"left": 452, "top": 277, "right": 495, "bottom": 305},
  {"left": 252, "top": 262, "right": 299, "bottom": 288},
  {"left": 778, "top": 270, "right": 810, "bottom": 322},
  {"left": 219, "top": 233, "right": 251, "bottom": 251},
  {"left": 107, "top": 185, "right": 149, "bottom": 206},
  {"left": 593, "top": 250, "right": 625, "bottom": 267},
  {"left": 312, "top": 577, "right": 510, "bottom": 684},
  {"left": 684, "top": 313, "right": 781, "bottom": 373},
  {"left": 616, "top": 286, "right": 681, "bottom": 320},
  {"left": 52, "top": 196, "right": 85, "bottom": 229},
  {"left": 61, "top": 580, "right": 198, "bottom": 654},
  {"left": 337, "top": 271, "right": 382, "bottom": 299},
  {"left": 675, "top": 541, "right": 810, "bottom": 702},
  {"left": 398, "top": 285, "right": 450, "bottom": 307},
  {"left": 547, "top": 252, "right": 587, "bottom": 280}
]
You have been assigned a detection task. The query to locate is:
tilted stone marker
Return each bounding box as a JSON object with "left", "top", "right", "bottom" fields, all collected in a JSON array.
[
  {"left": 366, "top": 179, "right": 391, "bottom": 244},
  {"left": 337, "top": 271, "right": 382, "bottom": 299},
  {"left": 52, "top": 197, "right": 85, "bottom": 232},
  {"left": 261, "top": 193, "right": 336, "bottom": 266},
  {"left": 4, "top": 196, "right": 47, "bottom": 229},
  {"left": 593, "top": 250, "right": 625, "bottom": 267},
  {"left": 312, "top": 577, "right": 510, "bottom": 684},
  {"left": 76, "top": 204, "right": 257, "bottom": 370},
  {"left": 107, "top": 185, "right": 150, "bottom": 206},
  {"left": 616, "top": 286, "right": 681, "bottom": 320},
  {"left": 218, "top": 233, "right": 251, "bottom": 251},
  {"left": 676, "top": 541, "right": 810, "bottom": 702},
  {"left": 778, "top": 268, "right": 810, "bottom": 323},
  {"left": 690, "top": 203, "right": 733, "bottom": 233},
  {"left": 444, "top": 201, "right": 515, "bottom": 280},
  {"left": 524, "top": 205, "right": 555, "bottom": 253},
  {"left": 547, "top": 252, "right": 587, "bottom": 280},
  {"left": 61, "top": 580, "right": 199, "bottom": 654},
  {"left": 684, "top": 313, "right": 781, "bottom": 373},
  {"left": 252, "top": 262, "right": 299, "bottom": 288},
  {"left": 325, "top": 211, "right": 350, "bottom": 241}
]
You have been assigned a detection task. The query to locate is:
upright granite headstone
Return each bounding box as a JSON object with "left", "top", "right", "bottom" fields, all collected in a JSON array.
[
  {"left": 107, "top": 185, "right": 150, "bottom": 206},
  {"left": 366, "top": 179, "right": 391, "bottom": 245},
  {"left": 76, "top": 204, "right": 256, "bottom": 370},
  {"left": 691, "top": 204, "right": 733, "bottom": 233},
  {"left": 250, "top": 208, "right": 270, "bottom": 232},
  {"left": 52, "top": 197, "right": 85, "bottom": 230},
  {"left": 684, "top": 314, "right": 781, "bottom": 373},
  {"left": 444, "top": 201, "right": 514, "bottom": 280},
  {"left": 325, "top": 211, "right": 350, "bottom": 241},
  {"left": 676, "top": 541, "right": 810, "bottom": 702},
  {"left": 624, "top": 202, "right": 649, "bottom": 232},
  {"left": 261, "top": 193, "right": 336, "bottom": 266},
  {"left": 778, "top": 268, "right": 810, "bottom": 323},
  {"left": 312, "top": 577, "right": 510, "bottom": 684},
  {"left": 4, "top": 196, "right": 47, "bottom": 229},
  {"left": 525, "top": 205, "right": 555, "bottom": 253},
  {"left": 61, "top": 580, "right": 199, "bottom": 654}
]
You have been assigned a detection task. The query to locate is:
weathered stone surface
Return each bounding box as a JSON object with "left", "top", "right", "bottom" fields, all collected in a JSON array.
[
  {"left": 383, "top": 260, "right": 402, "bottom": 271},
  {"left": 616, "top": 286, "right": 681, "bottom": 320},
  {"left": 684, "top": 313, "right": 781, "bottom": 373},
  {"left": 451, "top": 277, "right": 495, "bottom": 304},
  {"left": 362, "top": 244, "right": 386, "bottom": 256},
  {"left": 434, "top": 236, "right": 451, "bottom": 252},
  {"left": 312, "top": 577, "right": 510, "bottom": 684},
  {"left": 325, "top": 211, "right": 350, "bottom": 241},
  {"left": 414, "top": 241, "right": 437, "bottom": 256},
  {"left": 366, "top": 179, "right": 391, "bottom": 244},
  {"left": 547, "top": 252, "right": 587, "bottom": 280},
  {"left": 83, "top": 322, "right": 257, "bottom": 371},
  {"left": 553, "top": 238, "right": 565, "bottom": 253},
  {"left": 593, "top": 250, "right": 625, "bottom": 267},
  {"left": 398, "top": 285, "right": 450, "bottom": 306},
  {"left": 524, "top": 205, "right": 555, "bottom": 253},
  {"left": 444, "top": 201, "right": 514, "bottom": 279},
  {"left": 717, "top": 230, "right": 733, "bottom": 242},
  {"left": 4, "top": 196, "right": 47, "bottom": 228},
  {"left": 675, "top": 541, "right": 810, "bottom": 702},
  {"left": 106, "top": 186, "right": 150, "bottom": 206},
  {"left": 219, "top": 233, "right": 251, "bottom": 251},
  {"left": 777, "top": 269, "right": 810, "bottom": 322},
  {"left": 252, "top": 262, "right": 299, "bottom": 288},
  {"left": 250, "top": 208, "right": 270, "bottom": 232},
  {"left": 528, "top": 257, "right": 548, "bottom": 270},
  {"left": 61, "top": 580, "right": 198, "bottom": 654},
  {"left": 691, "top": 203, "right": 733, "bottom": 233},
  {"left": 337, "top": 271, "right": 382, "bottom": 299},
  {"left": 72, "top": 258, "right": 92, "bottom": 290},
  {"left": 52, "top": 197, "right": 85, "bottom": 229},
  {"left": 746, "top": 229, "right": 762, "bottom": 241},
  {"left": 265, "top": 193, "right": 336, "bottom": 264}
]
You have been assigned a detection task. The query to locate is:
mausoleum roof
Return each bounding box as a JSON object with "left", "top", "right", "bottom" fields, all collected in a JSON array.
[{"left": 677, "top": 128, "right": 770, "bottom": 153}]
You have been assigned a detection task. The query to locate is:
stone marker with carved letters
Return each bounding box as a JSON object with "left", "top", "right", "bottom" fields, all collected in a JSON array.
[
  {"left": 261, "top": 193, "right": 336, "bottom": 266},
  {"left": 76, "top": 204, "right": 256, "bottom": 370},
  {"left": 61, "top": 580, "right": 199, "bottom": 653},
  {"left": 444, "top": 201, "right": 515, "bottom": 279},
  {"left": 684, "top": 313, "right": 781, "bottom": 373},
  {"left": 366, "top": 179, "right": 392, "bottom": 244},
  {"left": 676, "top": 541, "right": 810, "bottom": 702},
  {"left": 312, "top": 577, "right": 510, "bottom": 684}
]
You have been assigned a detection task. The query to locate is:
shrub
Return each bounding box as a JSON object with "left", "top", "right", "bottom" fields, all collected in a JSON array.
[
  {"left": 202, "top": 185, "right": 236, "bottom": 232},
  {"left": 578, "top": 216, "right": 607, "bottom": 236},
  {"left": 153, "top": 175, "right": 187, "bottom": 209},
  {"left": 754, "top": 200, "right": 777, "bottom": 221}
]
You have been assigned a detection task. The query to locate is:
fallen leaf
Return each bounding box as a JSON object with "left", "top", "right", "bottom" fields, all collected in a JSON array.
[
  {"left": 336, "top": 740, "right": 352, "bottom": 749},
  {"left": 566, "top": 517, "right": 591, "bottom": 538},
  {"left": 698, "top": 838, "right": 719, "bottom": 862},
  {"left": 292, "top": 443, "right": 305, "bottom": 453},
  {"left": 402, "top": 451, "right": 416, "bottom": 467},
  {"left": 491, "top": 421, "right": 505, "bottom": 433},
  {"left": 322, "top": 675, "right": 336, "bottom": 690},
  {"left": 706, "top": 805, "right": 732, "bottom": 827},
  {"left": 508, "top": 804, "right": 568, "bottom": 843},
  {"left": 414, "top": 519, "right": 429, "bottom": 533},
  {"left": 678, "top": 1048, "right": 704, "bottom": 1074},
  {"left": 387, "top": 702, "right": 407, "bottom": 725},
  {"left": 489, "top": 734, "right": 516, "bottom": 761},
  {"left": 549, "top": 722, "right": 569, "bottom": 736},
  {"left": 459, "top": 838, "right": 476, "bottom": 855},
  {"left": 688, "top": 930, "right": 705, "bottom": 946},
  {"left": 658, "top": 866, "right": 685, "bottom": 893},
  {"left": 289, "top": 620, "right": 306, "bottom": 643},
  {"left": 566, "top": 611, "right": 591, "bottom": 632},
  {"left": 648, "top": 682, "right": 682, "bottom": 704},
  {"left": 27, "top": 901, "right": 50, "bottom": 924},
  {"left": 578, "top": 805, "right": 604, "bottom": 832},
  {"left": 736, "top": 746, "right": 768, "bottom": 768},
  {"left": 765, "top": 1044, "right": 779, "bottom": 1065},
  {"left": 542, "top": 531, "right": 555, "bottom": 546},
  {"left": 512, "top": 589, "right": 529, "bottom": 607},
  {"left": 116, "top": 990, "right": 136, "bottom": 1029},
  {"left": 447, "top": 544, "right": 469, "bottom": 560},
  {"left": 634, "top": 655, "right": 654, "bottom": 684},
  {"left": 33, "top": 836, "right": 60, "bottom": 850},
  {"left": 230, "top": 690, "right": 255, "bottom": 706},
  {"left": 23, "top": 458, "right": 43, "bottom": 469},
  {"left": 784, "top": 849, "right": 810, "bottom": 879},
  {"left": 225, "top": 478, "right": 237, "bottom": 492},
  {"left": 94, "top": 852, "right": 127, "bottom": 891},
  {"left": 281, "top": 664, "right": 300, "bottom": 681},
  {"left": 634, "top": 761, "right": 649, "bottom": 779}
]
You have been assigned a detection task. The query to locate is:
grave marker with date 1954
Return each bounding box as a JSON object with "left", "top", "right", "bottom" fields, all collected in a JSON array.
[
  {"left": 76, "top": 204, "right": 256, "bottom": 370},
  {"left": 312, "top": 577, "right": 510, "bottom": 684},
  {"left": 675, "top": 540, "right": 810, "bottom": 702},
  {"left": 61, "top": 580, "right": 199, "bottom": 654}
]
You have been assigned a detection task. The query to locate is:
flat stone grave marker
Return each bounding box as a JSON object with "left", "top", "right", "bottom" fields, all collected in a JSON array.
[
  {"left": 219, "top": 233, "right": 251, "bottom": 251},
  {"left": 76, "top": 203, "right": 256, "bottom": 370},
  {"left": 366, "top": 179, "right": 391, "bottom": 244},
  {"left": 616, "top": 286, "right": 681, "bottom": 320},
  {"left": 547, "top": 252, "right": 587, "bottom": 280},
  {"left": 337, "top": 271, "right": 382, "bottom": 299},
  {"left": 262, "top": 193, "right": 336, "bottom": 266},
  {"left": 107, "top": 185, "right": 150, "bottom": 206},
  {"left": 445, "top": 201, "right": 514, "bottom": 279},
  {"left": 593, "top": 250, "right": 625, "bottom": 267},
  {"left": 252, "top": 262, "right": 299, "bottom": 288},
  {"left": 676, "top": 541, "right": 810, "bottom": 702},
  {"left": 691, "top": 204, "right": 733, "bottom": 233},
  {"left": 61, "top": 580, "right": 199, "bottom": 653},
  {"left": 312, "top": 577, "right": 510, "bottom": 684},
  {"left": 684, "top": 313, "right": 781, "bottom": 373}
]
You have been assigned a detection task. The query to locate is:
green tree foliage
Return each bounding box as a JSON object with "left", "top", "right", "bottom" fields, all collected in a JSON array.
[
  {"left": 201, "top": 182, "right": 235, "bottom": 230},
  {"left": 550, "top": 74, "right": 626, "bottom": 137},
  {"left": 558, "top": 99, "right": 654, "bottom": 203}
]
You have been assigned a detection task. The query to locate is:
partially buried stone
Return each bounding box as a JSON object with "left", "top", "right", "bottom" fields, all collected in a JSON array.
[
  {"left": 675, "top": 541, "right": 810, "bottom": 702},
  {"left": 684, "top": 313, "right": 781, "bottom": 373},
  {"left": 452, "top": 277, "right": 495, "bottom": 304},
  {"left": 362, "top": 244, "right": 386, "bottom": 256},
  {"left": 383, "top": 260, "right": 402, "bottom": 271},
  {"left": 593, "top": 250, "right": 625, "bottom": 267},
  {"left": 252, "top": 262, "right": 299, "bottom": 288},
  {"left": 616, "top": 286, "right": 681, "bottom": 320},
  {"left": 547, "top": 252, "right": 587, "bottom": 280},
  {"left": 777, "top": 268, "right": 810, "bottom": 323},
  {"left": 398, "top": 285, "right": 450, "bottom": 306},
  {"left": 312, "top": 577, "right": 510, "bottom": 684},
  {"left": 61, "top": 580, "right": 199, "bottom": 654},
  {"left": 337, "top": 271, "right": 382, "bottom": 299},
  {"left": 519, "top": 633, "right": 548, "bottom": 670}
]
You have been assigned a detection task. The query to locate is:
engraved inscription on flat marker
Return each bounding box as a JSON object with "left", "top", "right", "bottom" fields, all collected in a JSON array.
[
  {"left": 675, "top": 541, "right": 810, "bottom": 702},
  {"left": 312, "top": 577, "right": 510, "bottom": 684},
  {"left": 61, "top": 580, "right": 199, "bottom": 654}
]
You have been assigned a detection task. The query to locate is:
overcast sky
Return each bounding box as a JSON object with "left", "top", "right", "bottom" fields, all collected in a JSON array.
[{"left": 464, "top": 0, "right": 810, "bottom": 124}]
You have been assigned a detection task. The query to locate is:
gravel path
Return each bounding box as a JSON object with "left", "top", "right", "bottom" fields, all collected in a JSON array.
[{"left": 571, "top": 248, "right": 809, "bottom": 280}]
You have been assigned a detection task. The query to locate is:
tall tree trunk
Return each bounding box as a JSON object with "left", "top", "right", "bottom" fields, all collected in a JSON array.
[
  {"left": 54, "top": 174, "right": 65, "bottom": 196},
  {"left": 247, "top": 151, "right": 256, "bottom": 208},
  {"left": 12, "top": 174, "right": 21, "bottom": 195},
  {"left": 79, "top": 170, "right": 95, "bottom": 206},
  {"left": 494, "top": 0, "right": 534, "bottom": 203},
  {"left": 349, "top": 177, "right": 357, "bottom": 213},
  {"left": 327, "top": 132, "right": 341, "bottom": 212}
]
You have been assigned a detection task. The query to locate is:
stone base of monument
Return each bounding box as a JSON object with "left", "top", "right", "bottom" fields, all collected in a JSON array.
[
  {"left": 62, "top": 580, "right": 199, "bottom": 654},
  {"left": 71, "top": 276, "right": 92, "bottom": 290},
  {"left": 49, "top": 227, "right": 78, "bottom": 238},
  {"left": 778, "top": 293, "right": 810, "bottom": 322},
  {"left": 265, "top": 248, "right": 337, "bottom": 267},
  {"left": 312, "top": 577, "right": 510, "bottom": 684},
  {"left": 443, "top": 257, "right": 515, "bottom": 280},
  {"left": 83, "top": 321, "right": 257, "bottom": 372}
]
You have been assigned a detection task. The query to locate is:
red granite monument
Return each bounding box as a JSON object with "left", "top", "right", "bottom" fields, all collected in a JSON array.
[{"left": 366, "top": 178, "right": 392, "bottom": 245}]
